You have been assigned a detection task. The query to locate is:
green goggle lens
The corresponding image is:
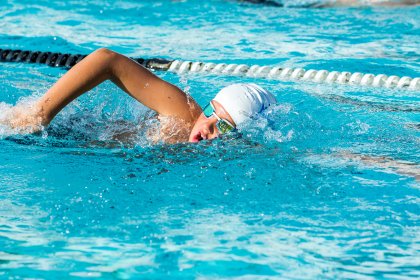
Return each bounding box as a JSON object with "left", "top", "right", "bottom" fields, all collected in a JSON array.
[{"left": 216, "top": 120, "right": 234, "bottom": 134}]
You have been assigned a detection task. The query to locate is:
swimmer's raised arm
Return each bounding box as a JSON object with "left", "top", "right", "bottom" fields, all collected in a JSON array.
[{"left": 36, "top": 48, "right": 201, "bottom": 126}]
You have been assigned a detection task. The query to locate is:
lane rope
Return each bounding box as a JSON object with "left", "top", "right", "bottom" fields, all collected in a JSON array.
[{"left": 1, "top": 48, "right": 419, "bottom": 91}]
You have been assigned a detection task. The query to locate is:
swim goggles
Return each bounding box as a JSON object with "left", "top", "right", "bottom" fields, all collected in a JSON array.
[{"left": 203, "top": 101, "right": 235, "bottom": 134}]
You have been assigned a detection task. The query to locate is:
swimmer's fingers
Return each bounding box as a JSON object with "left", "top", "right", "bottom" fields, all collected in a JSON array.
[{"left": 0, "top": 105, "right": 43, "bottom": 133}]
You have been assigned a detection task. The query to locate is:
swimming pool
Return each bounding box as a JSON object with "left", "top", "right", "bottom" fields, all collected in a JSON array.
[{"left": 1, "top": 0, "right": 419, "bottom": 278}]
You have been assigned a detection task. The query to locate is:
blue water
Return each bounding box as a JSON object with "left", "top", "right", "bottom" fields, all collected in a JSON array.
[{"left": 1, "top": 0, "right": 419, "bottom": 278}]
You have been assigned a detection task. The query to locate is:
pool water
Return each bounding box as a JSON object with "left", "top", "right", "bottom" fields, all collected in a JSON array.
[{"left": 1, "top": 0, "right": 419, "bottom": 278}]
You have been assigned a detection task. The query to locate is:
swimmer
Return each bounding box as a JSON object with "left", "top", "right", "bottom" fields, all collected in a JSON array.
[{"left": 2, "top": 48, "right": 276, "bottom": 143}]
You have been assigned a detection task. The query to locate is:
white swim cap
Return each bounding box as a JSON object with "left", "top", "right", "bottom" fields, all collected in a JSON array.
[{"left": 213, "top": 83, "right": 277, "bottom": 126}]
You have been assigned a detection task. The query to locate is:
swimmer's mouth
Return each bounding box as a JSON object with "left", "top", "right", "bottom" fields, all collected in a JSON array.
[{"left": 190, "top": 131, "right": 206, "bottom": 143}]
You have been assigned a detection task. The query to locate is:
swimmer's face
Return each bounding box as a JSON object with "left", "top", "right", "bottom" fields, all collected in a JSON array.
[{"left": 189, "top": 100, "right": 236, "bottom": 143}]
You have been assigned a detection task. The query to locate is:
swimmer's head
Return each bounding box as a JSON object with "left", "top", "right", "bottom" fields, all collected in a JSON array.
[
  {"left": 213, "top": 83, "right": 277, "bottom": 126},
  {"left": 189, "top": 83, "right": 276, "bottom": 143}
]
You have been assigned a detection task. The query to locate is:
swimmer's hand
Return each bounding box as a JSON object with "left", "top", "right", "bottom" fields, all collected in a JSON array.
[{"left": 0, "top": 104, "right": 44, "bottom": 134}]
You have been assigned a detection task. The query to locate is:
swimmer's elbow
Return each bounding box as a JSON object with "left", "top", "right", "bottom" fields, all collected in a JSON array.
[
  {"left": 93, "top": 47, "right": 117, "bottom": 58},
  {"left": 90, "top": 48, "right": 121, "bottom": 71}
]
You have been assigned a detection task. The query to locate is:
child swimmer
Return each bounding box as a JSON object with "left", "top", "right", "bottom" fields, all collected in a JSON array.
[{"left": 3, "top": 48, "right": 276, "bottom": 143}]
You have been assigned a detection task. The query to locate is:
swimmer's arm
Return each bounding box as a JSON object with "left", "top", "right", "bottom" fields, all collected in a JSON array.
[{"left": 36, "top": 48, "right": 201, "bottom": 125}]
